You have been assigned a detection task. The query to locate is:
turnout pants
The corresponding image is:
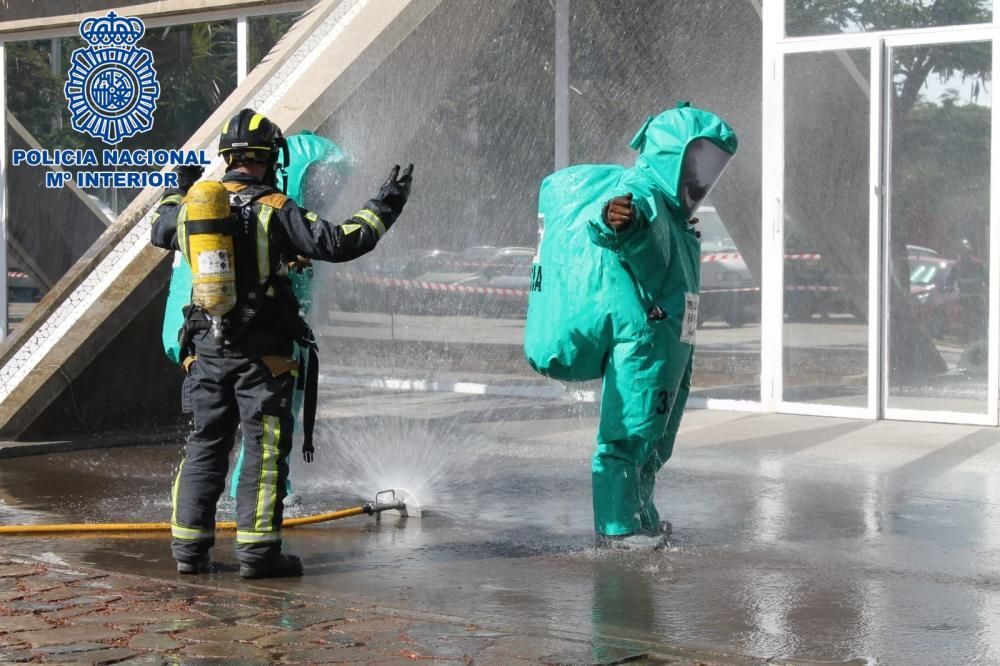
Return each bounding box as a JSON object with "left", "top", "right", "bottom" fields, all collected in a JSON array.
[
  {"left": 171, "top": 352, "right": 295, "bottom": 564},
  {"left": 592, "top": 332, "right": 694, "bottom": 536}
]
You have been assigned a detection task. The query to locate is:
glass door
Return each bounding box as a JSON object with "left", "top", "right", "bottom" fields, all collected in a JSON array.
[
  {"left": 883, "top": 36, "right": 996, "bottom": 423},
  {"left": 779, "top": 45, "right": 879, "bottom": 418}
]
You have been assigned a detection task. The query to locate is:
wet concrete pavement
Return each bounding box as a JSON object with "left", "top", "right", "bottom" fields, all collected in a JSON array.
[{"left": 3, "top": 394, "right": 1000, "bottom": 664}]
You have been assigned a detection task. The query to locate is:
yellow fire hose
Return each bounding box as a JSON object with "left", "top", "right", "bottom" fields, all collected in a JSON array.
[{"left": 0, "top": 489, "right": 413, "bottom": 536}]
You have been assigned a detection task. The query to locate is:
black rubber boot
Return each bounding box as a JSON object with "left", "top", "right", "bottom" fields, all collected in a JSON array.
[
  {"left": 176, "top": 553, "right": 212, "bottom": 575},
  {"left": 239, "top": 553, "right": 304, "bottom": 579}
]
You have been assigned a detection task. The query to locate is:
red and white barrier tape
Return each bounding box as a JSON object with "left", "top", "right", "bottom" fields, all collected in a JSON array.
[
  {"left": 701, "top": 252, "right": 822, "bottom": 263},
  {"left": 334, "top": 271, "right": 529, "bottom": 297},
  {"left": 334, "top": 270, "right": 843, "bottom": 298}
]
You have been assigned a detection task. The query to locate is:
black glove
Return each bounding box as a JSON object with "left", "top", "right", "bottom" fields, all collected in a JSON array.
[
  {"left": 373, "top": 163, "right": 413, "bottom": 216},
  {"left": 174, "top": 165, "right": 204, "bottom": 194}
]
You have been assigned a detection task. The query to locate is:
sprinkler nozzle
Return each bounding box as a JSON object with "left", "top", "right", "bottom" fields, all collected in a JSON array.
[{"left": 372, "top": 488, "right": 422, "bottom": 519}]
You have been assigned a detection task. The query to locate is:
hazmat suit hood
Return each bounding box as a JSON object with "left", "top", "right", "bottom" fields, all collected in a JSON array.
[
  {"left": 631, "top": 101, "right": 738, "bottom": 219},
  {"left": 278, "top": 130, "right": 349, "bottom": 204}
]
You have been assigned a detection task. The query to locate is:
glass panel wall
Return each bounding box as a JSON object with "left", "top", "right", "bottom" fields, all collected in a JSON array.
[
  {"left": 5, "top": 21, "right": 236, "bottom": 334},
  {"left": 307, "top": 0, "right": 554, "bottom": 391},
  {"left": 787, "top": 1, "right": 992, "bottom": 38},
  {"left": 248, "top": 12, "right": 302, "bottom": 70},
  {"left": 569, "top": 0, "right": 763, "bottom": 402},
  {"left": 886, "top": 41, "right": 992, "bottom": 414},
  {"left": 783, "top": 49, "right": 871, "bottom": 407}
]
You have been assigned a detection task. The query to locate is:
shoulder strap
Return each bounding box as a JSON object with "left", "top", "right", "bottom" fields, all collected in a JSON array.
[
  {"left": 227, "top": 183, "right": 274, "bottom": 209},
  {"left": 257, "top": 192, "right": 290, "bottom": 210}
]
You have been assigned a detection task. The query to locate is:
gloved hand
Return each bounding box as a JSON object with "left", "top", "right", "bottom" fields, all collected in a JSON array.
[
  {"left": 374, "top": 164, "right": 414, "bottom": 216},
  {"left": 174, "top": 165, "right": 204, "bottom": 194},
  {"left": 603, "top": 193, "right": 634, "bottom": 230}
]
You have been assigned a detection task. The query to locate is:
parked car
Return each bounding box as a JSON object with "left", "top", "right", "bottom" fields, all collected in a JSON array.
[
  {"left": 909, "top": 256, "right": 959, "bottom": 339},
  {"left": 8, "top": 270, "right": 42, "bottom": 328},
  {"left": 698, "top": 206, "right": 757, "bottom": 327},
  {"left": 398, "top": 249, "right": 458, "bottom": 278},
  {"left": 465, "top": 248, "right": 534, "bottom": 318}
]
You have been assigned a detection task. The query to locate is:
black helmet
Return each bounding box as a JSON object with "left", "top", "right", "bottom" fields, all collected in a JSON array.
[{"left": 218, "top": 109, "right": 285, "bottom": 166}]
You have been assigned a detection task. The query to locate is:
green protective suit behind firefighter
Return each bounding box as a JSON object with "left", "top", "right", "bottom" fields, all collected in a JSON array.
[
  {"left": 227, "top": 131, "right": 349, "bottom": 499},
  {"left": 524, "top": 103, "right": 738, "bottom": 537}
]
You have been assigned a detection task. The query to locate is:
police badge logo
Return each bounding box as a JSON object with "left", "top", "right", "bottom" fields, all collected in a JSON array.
[{"left": 64, "top": 11, "right": 160, "bottom": 146}]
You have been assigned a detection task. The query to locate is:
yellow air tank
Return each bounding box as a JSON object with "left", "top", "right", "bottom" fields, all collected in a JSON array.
[{"left": 182, "top": 181, "right": 237, "bottom": 343}]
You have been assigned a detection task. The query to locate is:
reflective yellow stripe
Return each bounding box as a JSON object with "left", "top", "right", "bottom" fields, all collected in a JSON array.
[
  {"left": 352, "top": 208, "right": 385, "bottom": 238},
  {"left": 177, "top": 207, "right": 190, "bottom": 265},
  {"left": 170, "top": 459, "right": 185, "bottom": 525},
  {"left": 257, "top": 206, "right": 273, "bottom": 284},
  {"left": 249, "top": 113, "right": 265, "bottom": 131},
  {"left": 255, "top": 415, "right": 280, "bottom": 533},
  {"left": 222, "top": 117, "right": 231, "bottom": 134},
  {"left": 341, "top": 223, "right": 362, "bottom": 235},
  {"left": 171, "top": 523, "right": 214, "bottom": 541},
  {"left": 236, "top": 530, "right": 281, "bottom": 544},
  {"left": 305, "top": 211, "right": 318, "bottom": 223},
  {"left": 160, "top": 194, "right": 183, "bottom": 205}
]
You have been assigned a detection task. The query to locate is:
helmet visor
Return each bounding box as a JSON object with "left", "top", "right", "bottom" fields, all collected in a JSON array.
[{"left": 680, "top": 138, "right": 733, "bottom": 216}]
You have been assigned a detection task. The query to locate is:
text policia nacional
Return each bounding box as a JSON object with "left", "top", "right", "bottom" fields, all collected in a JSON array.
[{"left": 11, "top": 149, "right": 212, "bottom": 189}]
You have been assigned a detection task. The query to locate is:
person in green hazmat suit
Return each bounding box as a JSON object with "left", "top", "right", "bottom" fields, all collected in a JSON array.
[
  {"left": 524, "top": 102, "right": 738, "bottom": 550},
  {"left": 161, "top": 132, "right": 349, "bottom": 502}
]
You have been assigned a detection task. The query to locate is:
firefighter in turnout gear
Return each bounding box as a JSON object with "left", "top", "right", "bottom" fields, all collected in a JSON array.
[{"left": 151, "top": 108, "right": 414, "bottom": 578}]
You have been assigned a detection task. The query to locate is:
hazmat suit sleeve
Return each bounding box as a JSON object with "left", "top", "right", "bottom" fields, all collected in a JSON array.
[
  {"left": 586, "top": 188, "right": 666, "bottom": 265},
  {"left": 274, "top": 200, "right": 383, "bottom": 263},
  {"left": 150, "top": 192, "right": 185, "bottom": 250}
]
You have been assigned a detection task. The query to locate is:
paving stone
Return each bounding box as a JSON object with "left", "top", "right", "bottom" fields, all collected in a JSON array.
[
  {"left": 0, "top": 647, "right": 34, "bottom": 662},
  {"left": 46, "top": 647, "right": 141, "bottom": 664},
  {"left": 252, "top": 629, "right": 327, "bottom": 647},
  {"left": 238, "top": 607, "right": 347, "bottom": 630},
  {"left": 0, "top": 566, "right": 42, "bottom": 579},
  {"left": 43, "top": 603, "right": 114, "bottom": 621},
  {"left": 179, "top": 640, "right": 272, "bottom": 662},
  {"left": 114, "top": 656, "right": 170, "bottom": 666},
  {"left": 280, "top": 646, "right": 373, "bottom": 663},
  {"left": 0, "top": 615, "right": 50, "bottom": 633},
  {"left": 74, "top": 578, "right": 131, "bottom": 592},
  {"left": 16, "top": 624, "right": 125, "bottom": 647},
  {"left": 21, "top": 572, "right": 88, "bottom": 590},
  {"left": 144, "top": 618, "right": 221, "bottom": 634},
  {"left": 177, "top": 624, "right": 275, "bottom": 643},
  {"left": 126, "top": 585, "right": 198, "bottom": 602},
  {"left": 1, "top": 600, "right": 67, "bottom": 612},
  {"left": 114, "top": 656, "right": 171, "bottom": 665},
  {"left": 32, "top": 642, "right": 107, "bottom": 655},
  {"left": 76, "top": 610, "right": 191, "bottom": 626},
  {"left": 0, "top": 634, "right": 28, "bottom": 650},
  {"left": 0, "top": 634, "right": 28, "bottom": 648},
  {"left": 190, "top": 601, "right": 260, "bottom": 622},
  {"left": 37, "top": 586, "right": 84, "bottom": 602},
  {"left": 128, "top": 632, "right": 183, "bottom": 650}
]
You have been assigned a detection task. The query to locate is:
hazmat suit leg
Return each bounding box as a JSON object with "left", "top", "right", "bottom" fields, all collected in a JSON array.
[
  {"left": 171, "top": 355, "right": 239, "bottom": 563},
  {"left": 232, "top": 357, "right": 295, "bottom": 564},
  {"left": 592, "top": 333, "right": 692, "bottom": 536},
  {"left": 636, "top": 357, "right": 692, "bottom": 531}
]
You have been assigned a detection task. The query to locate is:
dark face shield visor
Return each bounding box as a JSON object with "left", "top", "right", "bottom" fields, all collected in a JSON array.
[{"left": 680, "top": 138, "right": 733, "bottom": 216}]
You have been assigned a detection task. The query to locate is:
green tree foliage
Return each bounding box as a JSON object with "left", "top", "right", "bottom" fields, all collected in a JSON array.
[{"left": 787, "top": 0, "right": 991, "bottom": 36}]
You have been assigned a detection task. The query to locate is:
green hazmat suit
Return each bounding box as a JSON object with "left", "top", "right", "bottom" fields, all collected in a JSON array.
[
  {"left": 524, "top": 103, "right": 738, "bottom": 536},
  {"left": 158, "top": 132, "right": 348, "bottom": 498}
]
